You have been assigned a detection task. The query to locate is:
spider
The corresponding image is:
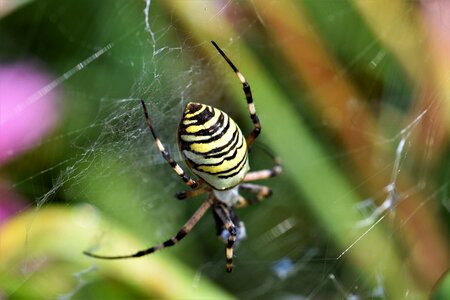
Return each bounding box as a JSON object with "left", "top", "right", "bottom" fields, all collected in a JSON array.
[{"left": 83, "top": 41, "right": 282, "bottom": 272}]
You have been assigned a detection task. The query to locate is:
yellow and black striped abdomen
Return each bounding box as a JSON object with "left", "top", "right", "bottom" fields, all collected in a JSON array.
[{"left": 178, "top": 102, "right": 249, "bottom": 190}]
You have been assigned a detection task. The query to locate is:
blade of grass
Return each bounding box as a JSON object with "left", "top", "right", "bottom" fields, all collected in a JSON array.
[
  {"left": 250, "top": 0, "right": 448, "bottom": 290},
  {"left": 0, "top": 206, "right": 234, "bottom": 299}
]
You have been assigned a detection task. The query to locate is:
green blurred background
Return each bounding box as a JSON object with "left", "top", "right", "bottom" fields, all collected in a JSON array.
[{"left": 0, "top": 0, "right": 448, "bottom": 299}]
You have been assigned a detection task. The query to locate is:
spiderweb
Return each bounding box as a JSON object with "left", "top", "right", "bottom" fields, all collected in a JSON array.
[{"left": 2, "top": 0, "right": 448, "bottom": 299}]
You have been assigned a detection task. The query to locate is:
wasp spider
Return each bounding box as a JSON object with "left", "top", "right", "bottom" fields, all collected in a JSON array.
[{"left": 83, "top": 41, "right": 282, "bottom": 272}]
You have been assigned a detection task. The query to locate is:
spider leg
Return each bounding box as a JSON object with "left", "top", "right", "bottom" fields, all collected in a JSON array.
[
  {"left": 211, "top": 41, "right": 260, "bottom": 146},
  {"left": 213, "top": 205, "right": 247, "bottom": 242},
  {"left": 175, "top": 186, "right": 210, "bottom": 200},
  {"left": 213, "top": 203, "right": 238, "bottom": 273},
  {"left": 244, "top": 156, "right": 282, "bottom": 182},
  {"left": 83, "top": 196, "right": 213, "bottom": 259},
  {"left": 141, "top": 100, "right": 198, "bottom": 189},
  {"left": 234, "top": 183, "right": 272, "bottom": 208}
]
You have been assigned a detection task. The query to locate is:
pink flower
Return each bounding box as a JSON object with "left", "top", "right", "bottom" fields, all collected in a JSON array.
[
  {"left": 0, "top": 62, "right": 60, "bottom": 223},
  {"left": 0, "top": 180, "right": 28, "bottom": 225},
  {"left": 0, "top": 63, "right": 60, "bottom": 165}
]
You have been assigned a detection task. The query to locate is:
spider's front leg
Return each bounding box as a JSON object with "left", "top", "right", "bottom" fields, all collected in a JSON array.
[
  {"left": 213, "top": 203, "right": 247, "bottom": 243},
  {"left": 83, "top": 196, "right": 213, "bottom": 259},
  {"left": 213, "top": 203, "right": 239, "bottom": 272}
]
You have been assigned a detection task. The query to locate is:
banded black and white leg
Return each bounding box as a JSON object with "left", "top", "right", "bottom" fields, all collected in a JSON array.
[
  {"left": 175, "top": 186, "right": 210, "bottom": 200},
  {"left": 141, "top": 100, "right": 198, "bottom": 189},
  {"left": 83, "top": 196, "right": 213, "bottom": 259},
  {"left": 213, "top": 202, "right": 240, "bottom": 272},
  {"left": 236, "top": 160, "right": 282, "bottom": 208},
  {"left": 233, "top": 183, "right": 273, "bottom": 208},
  {"left": 211, "top": 41, "right": 261, "bottom": 146},
  {"left": 213, "top": 203, "right": 247, "bottom": 243},
  {"left": 244, "top": 156, "right": 282, "bottom": 182}
]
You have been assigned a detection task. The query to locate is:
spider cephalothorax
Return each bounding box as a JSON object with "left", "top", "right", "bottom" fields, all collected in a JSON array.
[{"left": 84, "top": 41, "right": 282, "bottom": 273}]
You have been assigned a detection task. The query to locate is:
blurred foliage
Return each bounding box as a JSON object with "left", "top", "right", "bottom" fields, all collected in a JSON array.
[{"left": 0, "top": 0, "right": 448, "bottom": 299}]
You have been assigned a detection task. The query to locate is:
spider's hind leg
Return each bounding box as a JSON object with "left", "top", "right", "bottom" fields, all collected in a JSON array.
[
  {"left": 141, "top": 100, "right": 198, "bottom": 189},
  {"left": 211, "top": 41, "right": 260, "bottom": 146},
  {"left": 243, "top": 156, "right": 282, "bottom": 182}
]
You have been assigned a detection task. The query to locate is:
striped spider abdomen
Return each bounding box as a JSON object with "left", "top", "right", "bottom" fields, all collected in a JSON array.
[{"left": 178, "top": 102, "right": 249, "bottom": 190}]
